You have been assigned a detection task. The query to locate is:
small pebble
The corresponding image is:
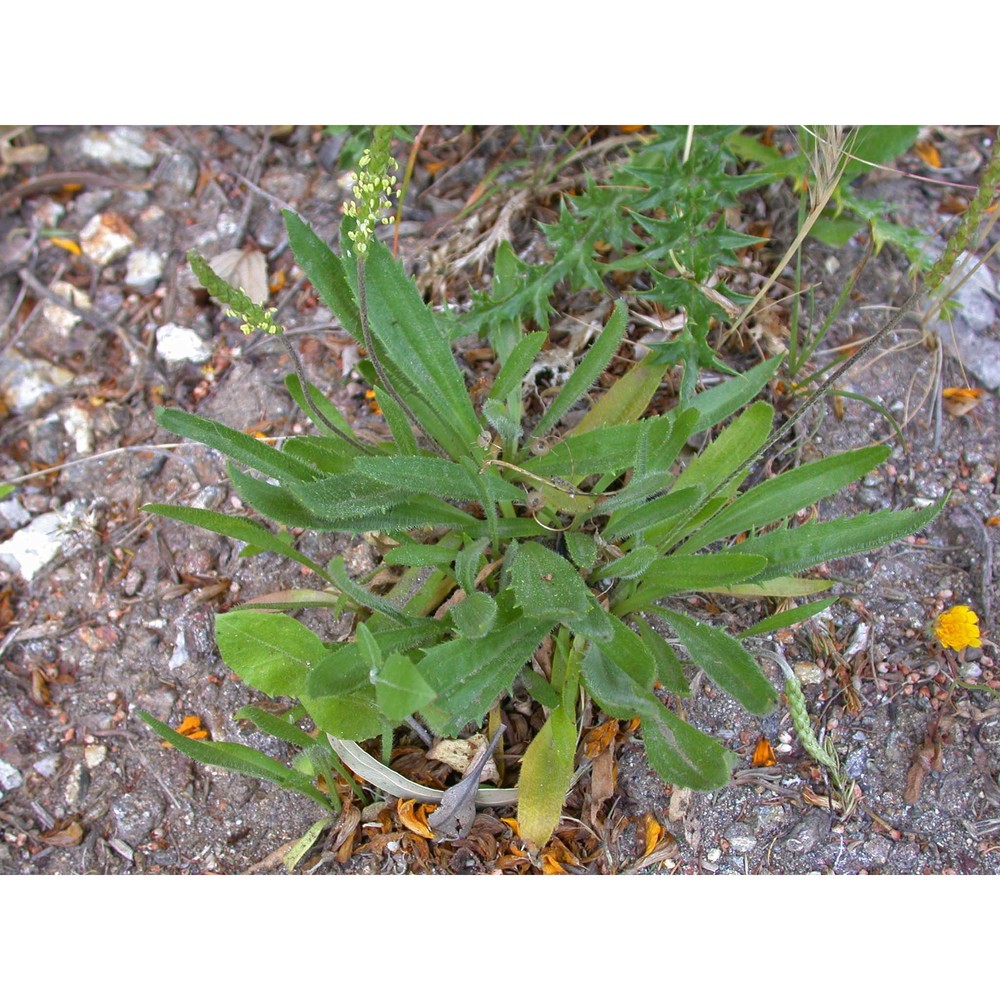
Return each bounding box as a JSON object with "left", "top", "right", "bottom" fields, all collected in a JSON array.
[
  {"left": 80, "top": 212, "right": 136, "bottom": 267},
  {"left": 124, "top": 248, "right": 164, "bottom": 294},
  {"left": 80, "top": 126, "right": 155, "bottom": 168},
  {"left": 0, "top": 758, "right": 24, "bottom": 792},
  {"left": 155, "top": 323, "right": 212, "bottom": 364},
  {"left": 724, "top": 823, "right": 758, "bottom": 855},
  {"left": 84, "top": 745, "right": 107, "bottom": 768}
]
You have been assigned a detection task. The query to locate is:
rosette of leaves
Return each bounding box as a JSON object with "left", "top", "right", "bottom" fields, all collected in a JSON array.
[{"left": 144, "top": 207, "right": 943, "bottom": 847}]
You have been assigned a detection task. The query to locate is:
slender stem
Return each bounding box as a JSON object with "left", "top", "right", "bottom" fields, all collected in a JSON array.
[{"left": 277, "top": 330, "right": 374, "bottom": 455}]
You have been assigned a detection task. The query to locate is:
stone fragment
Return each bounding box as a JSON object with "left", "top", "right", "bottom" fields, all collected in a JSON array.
[
  {"left": 0, "top": 758, "right": 23, "bottom": 793},
  {"left": 0, "top": 499, "right": 90, "bottom": 581},
  {"left": 80, "top": 212, "right": 136, "bottom": 267},
  {"left": 0, "top": 350, "right": 75, "bottom": 415},
  {"left": 41, "top": 281, "right": 91, "bottom": 335},
  {"left": 124, "top": 248, "right": 164, "bottom": 293},
  {"left": 155, "top": 323, "right": 212, "bottom": 364},
  {"left": 80, "top": 126, "right": 155, "bottom": 168}
]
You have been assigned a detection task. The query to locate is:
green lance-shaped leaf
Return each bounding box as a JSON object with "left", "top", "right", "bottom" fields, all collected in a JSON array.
[
  {"left": 363, "top": 238, "right": 481, "bottom": 456},
  {"left": 284, "top": 374, "right": 358, "bottom": 442},
  {"left": 603, "top": 486, "right": 702, "bottom": 542},
  {"left": 228, "top": 465, "right": 342, "bottom": 530},
  {"left": 352, "top": 455, "right": 525, "bottom": 505},
  {"left": 419, "top": 605, "right": 554, "bottom": 736},
  {"left": 614, "top": 552, "right": 768, "bottom": 615},
  {"left": 676, "top": 444, "right": 890, "bottom": 554},
  {"left": 671, "top": 399, "right": 773, "bottom": 500},
  {"left": 523, "top": 413, "right": 676, "bottom": 480},
  {"left": 215, "top": 610, "right": 326, "bottom": 699},
  {"left": 532, "top": 299, "right": 628, "bottom": 438},
  {"left": 686, "top": 354, "right": 783, "bottom": 435},
  {"left": 156, "top": 407, "right": 321, "bottom": 484},
  {"left": 488, "top": 329, "right": 548, "bottom": 402},
  {"left": 633, "top": 616, "right": 690, "bottom": 696},
  {"left": 282, "top": 210, "right": 363, "bottom": 340},
  {"left": 233, "top": 705, "right": 318, "bottom": 750},
  {"left": 517, "top": 710, "right": 578, "bottom": 846},
  {"left": 737, "top": 597, "right": 838, "bottom": 638},
  {"left": 374, "top": 653, "right": 436, "bottom": 721},
  {"left": 726, "top": 496, "right": 947, "bottom": 581},
  {"left": 641, "top": 704, "right": 737, "bottom": 791},
  {"left": 327, "top": 556, "right": 416, "bottom": 624},
  {"left": 139, "top": 712, "right": 334, "bottom": 811},
  {"left": 580, "top": 642, "right": 734, "bottom": 789},
  {"left": 650, "top": 609, "right": 777, "bottom": 715},
  {"left": 142, "top": 504, "right": 330, "bottom": 580}
]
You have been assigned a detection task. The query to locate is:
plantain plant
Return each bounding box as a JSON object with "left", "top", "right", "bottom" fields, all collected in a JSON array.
[{"left": 141, "top": 126, "right": 952, "bottom": 847}]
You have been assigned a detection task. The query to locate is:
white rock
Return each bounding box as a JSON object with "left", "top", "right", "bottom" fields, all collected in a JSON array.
[
  {"left": 33, "top": 754, "right": 60, "bottom": 778},
  {"left": 80, "top": 212, "right": 136, "bottom": 267},
  {"left": 84, "top": 745, "right": 108, "bottom": 768},
  {"left": 80, "top": 127, "right": 155, "bottom": 168},
  {"left": 42, "top": 281, "right": 91, "bottom": 335},
  {"left": 155, "top": 323, "right": 212, "bottom": 364},
  {"left": 0, "top": 499, "right": 89, "bottom": 581},
  {"left": 0, "top": 758, "right": 24, "bottom": 792},
  {"left": 31, "top": 198, "right": 64, "bottom": 229},
  {"left": 125, "top": 248, "right": 164, "bottom": 293},
  {"left": 61, "top": 402, "right": 95, "bottom": 454},
  {"left": 0, "top": 497, "right": 31, "bottom": 530},
  {"left": 0, "top": 350, "right": 75, "bottom": 414}
]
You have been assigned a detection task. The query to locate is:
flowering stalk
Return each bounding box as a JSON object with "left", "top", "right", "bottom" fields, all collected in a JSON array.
[
  {"left": 347, "top": 128, "right": 448, "bottom": 457},
  {"left": 187, "top": 251, "right": 370, "bottom": 453},
  {"left": 187, "top": 251, "right": 282, "bottom": 336},
  {"left": 343, "top": 126, "right": 399, "bottom": 261}
]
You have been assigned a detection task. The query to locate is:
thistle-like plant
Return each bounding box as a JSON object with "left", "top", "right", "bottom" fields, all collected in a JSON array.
[{"left": 139, "top": 126, "right": 994, "bottom": 849}]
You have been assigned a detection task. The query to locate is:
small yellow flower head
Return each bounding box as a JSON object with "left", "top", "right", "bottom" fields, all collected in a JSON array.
[
  {"left": 933, "top": 605, "right": 982, "bottom": 652},
  {"left": 343, "top": 127, "right": 399, "bottom": 260}
]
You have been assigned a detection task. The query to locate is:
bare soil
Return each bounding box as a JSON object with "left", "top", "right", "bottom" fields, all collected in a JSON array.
[{"left": 1, "top": 125, "right": 997, "bottom": 875}]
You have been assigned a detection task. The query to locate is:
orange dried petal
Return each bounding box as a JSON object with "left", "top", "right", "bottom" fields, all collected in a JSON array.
[
  {"left": 583, "top": 718, "right": 619, "bottom": 758},
  {"left": 643, "top": 814, "right": 664, "bottom": 857},
  {"left": 915, "top": 140, "right": 942, "bottom": 169},
  {"left": 751, "top": 736, "right": 777, "bottom": 768},
  {"left": 175, "top": 715, "right": 209, "bottom": 739},
  {"left": 397, "top": 799, "right": 435, "bottom": 839}
]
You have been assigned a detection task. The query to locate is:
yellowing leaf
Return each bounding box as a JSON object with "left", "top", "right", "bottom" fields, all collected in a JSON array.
[
  {"left": 49, "top": 237, "right": 82, "bottom": 255},
  {"left": 914, "top": 139, "right": 942, "bottom": 169},
  {"left": 942, "top": 386, "right": 986, "bottom": 417},
  {"left": 516, "top": 712, "right": 577, "bottom": 846}
]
